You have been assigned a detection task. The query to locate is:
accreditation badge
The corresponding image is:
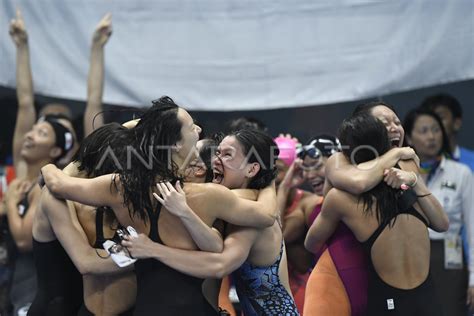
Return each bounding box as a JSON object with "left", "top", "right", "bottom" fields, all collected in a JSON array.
[{"left": 444, "top": 233, "right": 463, "bottom": 269}]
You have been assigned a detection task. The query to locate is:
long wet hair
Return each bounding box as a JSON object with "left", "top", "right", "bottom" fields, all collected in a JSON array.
[
  {"left": 119, "top": 96, "right": 185, "bottom": 221},
  {"left": 72, "top": 122, "right": 130, "bottom": 224},
  {"left": 228, "top": 128, "right": 278, "bottom": 190},
  {"left": 338, "top": 113, "right": 400, "bottom": 227},
  {"left": 403, "top": 108, "right": 452, "bottom": 158},
  {"left": 73, "top": 122, "right": 128, "bottom": 176}
]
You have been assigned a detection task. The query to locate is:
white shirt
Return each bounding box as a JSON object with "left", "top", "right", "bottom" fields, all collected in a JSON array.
[{"left": 427, "top": 157, "right": 474, "bottom": 285}]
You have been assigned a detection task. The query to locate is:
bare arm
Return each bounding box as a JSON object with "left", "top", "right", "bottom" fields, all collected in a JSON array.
[
  {"left": 5, "top": 180, "right": 38, "bottom": 252},
  {"left": 325, "top": 148, "right": 417, "bottom": 195},
  {"left": 277, "top": 159, "right": 305, "bottom": 219},
  {"left": 154, "top": 181, "right": 223, "bottom": 252},
  {"left": 41, "top": 164, "right": 122, "bottom": 209},
  {"left": 9, "top": 10, "right": 36, "bottom": 175},
  {"left": 41, "top": 189, "right": 124, "bottom": 275},
  {"left": 386, "top": 160, "right": 449, "bottom": 232},
  {"left": 206, "top": 182, "right": 277, "bottom": 228},
  {"left": 123, "top": 227, "right": 259, "bottom": 279},
  {"left": 175, "top": 182, "right": 274, "bottom": 251},
  {"left": 84, "top": 14, "right": 112, "bottom": 137},
  {"left": 305, "top": 189, "right": 342, "bottom": 253}
]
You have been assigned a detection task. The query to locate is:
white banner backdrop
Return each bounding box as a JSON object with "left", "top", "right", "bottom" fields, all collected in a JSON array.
[{"left": 0, "top": 0, "right": 473, "bottom": 110}]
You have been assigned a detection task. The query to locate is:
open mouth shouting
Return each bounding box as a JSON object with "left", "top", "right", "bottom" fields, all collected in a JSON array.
[
  {"left": 212, "top": 168, "right": 224, "bottom": 184},
  {"left": 389, "top": 137, "right": 401, "bottom": 148},
  {"left": 311, "top": 178, "right": 324, "bottom": 193}
]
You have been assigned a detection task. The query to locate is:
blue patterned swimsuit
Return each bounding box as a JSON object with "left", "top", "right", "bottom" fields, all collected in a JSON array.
[{"left": 232, "top": 239, "right": 299, "bottom": 316}]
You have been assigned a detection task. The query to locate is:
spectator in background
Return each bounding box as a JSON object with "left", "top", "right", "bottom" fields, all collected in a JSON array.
[
  {"left": 404, "top": 108, "right": 474, "bottom": 315},
  {"left": 420, "top": 93, "right": 474, "bottom": 171},
  {"left": 225, "top": 116, "right": 268, "bottom": 134}
]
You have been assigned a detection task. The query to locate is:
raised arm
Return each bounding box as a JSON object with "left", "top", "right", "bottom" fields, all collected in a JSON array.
[
  {"left": 84, "top": 13, "right": 112, "bottom": 137},
  {"left": 304, "top": 189, "right": 342, "bottom": 254},
  {"left": 325, "top": 147, "right": 418, "bottom": 195},
  {"left": 41, "top": 164, "right": 122, "bottom": 208},
  {"left": 123, "top": 226, "right": 259, "bottom": 279},
  {"left": 9, "top": 9, "right": 36, "bottom": 174},
  {"left": 40, "top": 188, "right": 124, "bottom": 275},
  {"left": 277, "top": 159, "right": 305, "bottom": 219}
]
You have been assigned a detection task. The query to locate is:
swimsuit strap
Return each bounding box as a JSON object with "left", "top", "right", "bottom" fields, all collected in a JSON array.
[
  {"left": 17, "top": 182, "right": 36, "bottom": 218},
  {"left": 363, "top": 206, "right": 428, "bottom": 253},
  {"left": 146, "top": 204, "right": 163, "bottom": 243},
  {"left": 93, "top": 208, "right": 105, "bottom": 248}
]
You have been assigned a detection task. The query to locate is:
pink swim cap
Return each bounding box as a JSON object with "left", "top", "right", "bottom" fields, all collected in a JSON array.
[{"left": 274, "top": 137, "right": 298, "bottom": 166}]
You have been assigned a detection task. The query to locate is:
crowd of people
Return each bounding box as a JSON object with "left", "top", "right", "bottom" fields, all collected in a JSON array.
[{"left": 0, "top": 9, "right": 474, "bottom": 316}]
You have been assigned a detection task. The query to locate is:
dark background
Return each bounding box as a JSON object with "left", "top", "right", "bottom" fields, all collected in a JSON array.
[{"left": 1, "top": 79, "right": 473, "bottom": 164}]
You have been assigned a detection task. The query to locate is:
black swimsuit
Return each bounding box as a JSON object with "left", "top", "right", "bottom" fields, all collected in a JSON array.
[
  {"left": 362, "top": 206, "right": 442, "bottom": 316},
  {"left": 133, "top": 206, "right": 218, "bottom": 316},
  {"left": 28, "top": 238, "right": 83, "bottom": 316},
  {"left": 10, "top": 184, "right": 37, "bottom": 315}
]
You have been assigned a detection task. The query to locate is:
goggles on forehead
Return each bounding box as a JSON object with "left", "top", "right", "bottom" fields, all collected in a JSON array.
[
  {"left": 297, "top": 136, "right": 342, "bottom": 160},
  {"left": 296, "top": 142, "right": 322, "bottom": 160}
]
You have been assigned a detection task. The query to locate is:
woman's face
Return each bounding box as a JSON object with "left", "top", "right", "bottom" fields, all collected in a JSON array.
[
  {"left": 408, "top": 115, "right": 443, "bottom": 161},
  {"left": 20, "top": 121, "right": 60, "bottom": 163},
  {"left": 212, "top": 136, "right": 255, "bottom": 189},
  {"left": 302, "top": 156, "right": 327, "bottom": 196},
  {"left": 175, "top": 108, "right": 201, "bottom": 167},
  {"left": 370, "top": 105, "right": 404, "bottom": 148}
]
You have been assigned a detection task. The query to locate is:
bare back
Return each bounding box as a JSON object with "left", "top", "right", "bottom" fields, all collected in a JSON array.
[
  {"left": 333, "top": 189, "right": 430, "bottom": 289},
  {"left": 75, "top": 202, "right": 136, "bottom": 315}
]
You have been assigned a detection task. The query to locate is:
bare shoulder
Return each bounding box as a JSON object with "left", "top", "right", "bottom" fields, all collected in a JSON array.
[
  {"left": 184, "top": 182, "right": 232, "bottom": 200},
  {"left": 326, "top": 152, "right": 349, "bottom": 168},
  {"left": 324, "top": 188, "right": 357, "bottom": 210}
]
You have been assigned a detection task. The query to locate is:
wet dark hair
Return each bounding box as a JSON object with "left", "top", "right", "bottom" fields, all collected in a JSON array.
[
  {"left": 73, "top": 122, "right": 128, "bottom": 177},
  {"left": 225, "top": 117, "right": 268, "bottom": 134},
  {"left": 403, "top": 108, "right": 452, "bottom": 157},
  {"left": 72, "top": 122, "right": 130, "bottom": 230},
  {"left": 420, "top": 93, "right": 462, "bottom": 119},
  {"left": 119, "top": 96, "right": 185, "bottom": 221},
  {"left": 338, "top": 113, "right": 400, "bottom": 227},
  {"left": 227, "top": 128, "right": 278, "bottom": 190},
  {"left": 352, "top": 101, "right": 397, "bottom": 117}
]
